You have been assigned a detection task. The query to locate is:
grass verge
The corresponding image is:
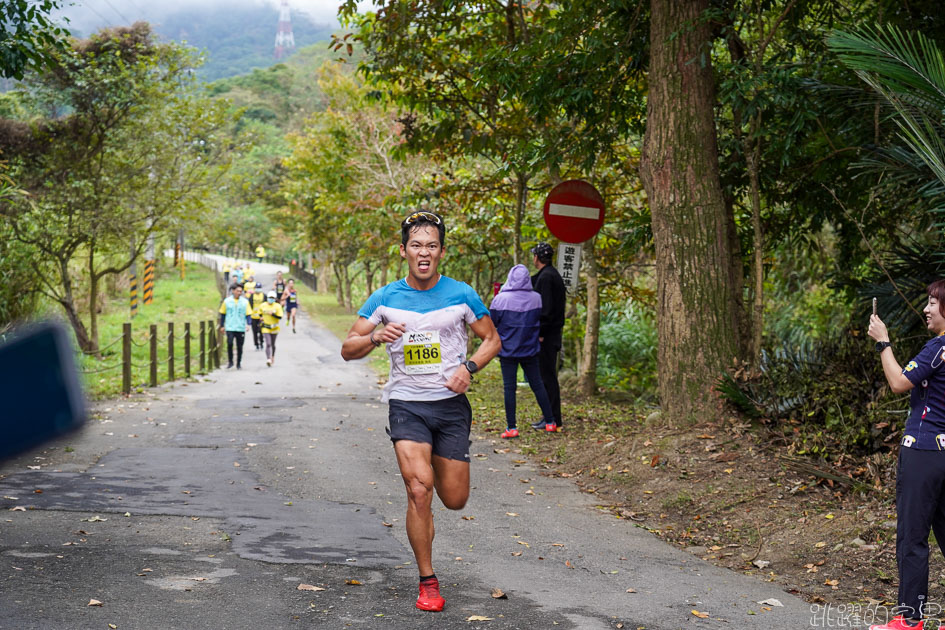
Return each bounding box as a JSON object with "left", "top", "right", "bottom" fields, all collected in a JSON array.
[{"left": 77, "top": 263, "right": 223, "bottom": 399}]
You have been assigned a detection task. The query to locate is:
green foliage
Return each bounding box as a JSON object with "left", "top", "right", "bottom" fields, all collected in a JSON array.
[
  {"left": 595, "top": 301, "right": 657, "bottom": 399},
  {"left": 718, "top": 329, "right": 893, "bottom": 456},
  {"left": 0, "top": 0, "right": 70, "bottom": 79},
  {"left": 2, "top": 23, "right": 236, "bottom": 351}
]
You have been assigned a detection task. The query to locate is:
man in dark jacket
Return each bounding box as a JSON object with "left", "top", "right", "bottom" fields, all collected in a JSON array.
[
  {"left": 530, "top": 242, "right": 566, "bottom": 431},
  {"left": 490, "top": 264, "right": 557, "bottom": 437}
]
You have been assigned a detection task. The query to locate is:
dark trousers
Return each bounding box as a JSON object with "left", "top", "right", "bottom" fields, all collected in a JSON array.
[
  {"left": 896, "top": 447, "right": 945, "bottom": 619},
  {"left": 537, "top": 337, "right": 562, "bottom": 426},
  {"left": 226, "top": 331, "right": 245, "bottom": 367},
  {"left": 251, "top": 319, "right": 262, "bottom": 348},
  {"left": 499, "top": 355, "right": 555, "bottom": 430}
]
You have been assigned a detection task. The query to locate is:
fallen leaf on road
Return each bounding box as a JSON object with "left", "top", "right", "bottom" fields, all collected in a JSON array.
[
  {"left": 83, "top": 516, "right": 107, "bottom": 522},
  {"left": 140, "top": 568, "right": 153, "bottom": 572},
  {"left": 551, "top": 543, "right": 565, "bottom": 547},
  {"left": 345, "top": 579, "right": 362, "bottom": 585},
  {"left": 697, "top": 434, "right": 716, "bottom": 439},
  {"left": 297, "top": 584, "right": 325, "bottom": 591},
  {"left": 511, "top": 552, "right": 522, "bottom": 556},
  {"left": 190, "top": 577, "right": 207, "bottom": 582},
  {"left": 109, "top": 624, "right": 117, "bottom": 629},
  {"left": 491, "top": 588, "right": 507, "bottom": 599},
  {"left": 691, "top": 610, "right": 709, "bottom": 618},
  {"left": 506, "top": 513, "right": 518, "bottom": 517},
  {"left": 565, "top": 560, "right": 573, "bottom": 569},
  {"left": 757, "top": 598, "right": 783, "bottom": 607},
  {"left": 33, "top": 489, "right": 42, "bottom": 494},
  {"left": 626, "top": 588, "right": 636, "bottom": 593},
  {"left": 752, "top": 560, "right": 770, "bottom": 569},
  {"left": 461, "top": 515, "right": 475, "bottom": 520},
  {"left": 524, "top": 490, "right": 535, "bottom": 495},
  {"left": 3, "top": 496, "right": 19, "bottom": 500},
  {"left": 814, "top": 541, "right": 826, "bottom": 548},
  {"left": 467, "top": 616, "right": 493, "bottom": 621},
  {"left": 825, "top": 579, "right": 839, "bottom": 589},
  {"left": 233, "top": 462, "right": 240, "bottom": 467},
  {"left": 88, "top": 599, "right": 103, "bottom": 607},
  {"left": 9, "top": 506, "right": 25, "bottom": 512},
  {"left": 382, "top": 522, "right": 393, "bottom": 528},
  {"left": 517, "top": 541, "right": 530, "bottom": 548}
]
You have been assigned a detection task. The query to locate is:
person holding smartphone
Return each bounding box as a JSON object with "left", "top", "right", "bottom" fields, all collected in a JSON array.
[{"left": 868, "top": 280, "right": 945, "bottom": 630}]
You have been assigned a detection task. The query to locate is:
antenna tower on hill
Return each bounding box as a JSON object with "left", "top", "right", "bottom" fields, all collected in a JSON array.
[{"left": 274, "top": 0, "right": 296, "bottom": 60}]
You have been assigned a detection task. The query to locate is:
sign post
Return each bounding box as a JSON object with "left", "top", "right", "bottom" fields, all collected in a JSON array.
[{"left": 542, "top": 180, "right": 605, "bottom": 292}]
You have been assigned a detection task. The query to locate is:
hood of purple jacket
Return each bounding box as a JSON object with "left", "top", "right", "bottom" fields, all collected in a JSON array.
[{"left": 500, "top": 264, "right": 533, "bottom": 293}]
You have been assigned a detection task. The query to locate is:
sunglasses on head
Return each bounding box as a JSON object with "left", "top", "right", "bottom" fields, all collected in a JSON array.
[{"left": 402, "top": 211, "right": 442, "bottom": 227}]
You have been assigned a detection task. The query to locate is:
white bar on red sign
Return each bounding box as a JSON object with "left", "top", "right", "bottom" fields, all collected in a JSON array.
[{"left": 548, "top": 203, "right": 600, "bottom": 220}]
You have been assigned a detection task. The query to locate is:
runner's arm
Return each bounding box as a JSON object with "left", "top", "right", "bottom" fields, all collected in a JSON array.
[
  {"left": 444, "top": 315, "right": 501, "bottom": 394},
  {"left": 341, "top": 317, "right": 405, "bottom": 361}
]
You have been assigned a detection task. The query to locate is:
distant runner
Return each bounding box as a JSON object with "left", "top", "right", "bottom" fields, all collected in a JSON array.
[
  {"left": 340, "top": 210, "right": 501, "bottom": 613},
  {"left": 274, "top": 271, "right": 286, "bottom": 299},
  {"left": 282, "top": 279, "right": 298, "bottom": 333},
  {"left": 248, "top": 281, "right": 265, "bottom": 351},
  {"left": 218, "top": 284, "right": 249, "bottom": 370},
  {"left": 258, "top": 290, "right": 284, "bottom": 367}
]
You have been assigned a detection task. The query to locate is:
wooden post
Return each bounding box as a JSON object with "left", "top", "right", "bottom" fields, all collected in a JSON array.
[
  {"left": 216, "top": 325, "right": 224, "bottom": 369},
  {"left": 149, "top": 324, "right": 157, "bottom": 387},
  {"left": 199, "top": 320, "right": 206, "bottom": 373},
  {"left": 122, "top": 322, "right": 132, "bottom": 395},
  {"left": 184, "top": 322, "right": 191, "bottom": 378},
  {"left": 167, "top": 322, "right": 175, "bottom": 381}
]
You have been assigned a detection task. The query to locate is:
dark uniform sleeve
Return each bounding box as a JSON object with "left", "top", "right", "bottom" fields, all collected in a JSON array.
[{"left": 903, "top": 338, "right": 945, "bottom": 386}]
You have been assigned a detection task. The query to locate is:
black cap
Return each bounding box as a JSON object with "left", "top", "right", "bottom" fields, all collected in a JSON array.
[{"left": 530, "top": 242, "right": 554, "bottom": 263}]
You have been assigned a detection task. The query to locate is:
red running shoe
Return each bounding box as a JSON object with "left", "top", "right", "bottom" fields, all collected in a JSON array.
[
  {"left": 545, "top": 423, "right": 558, "bottom": 432},
  {"left": 501, "top": 428, "right": 519, "bottom": 439},
  {"left": 869, "top": 616, "right": 923, "bottom": 630},
  {"left": 416, "top": 577, "right": 445, "bottom": 612}
]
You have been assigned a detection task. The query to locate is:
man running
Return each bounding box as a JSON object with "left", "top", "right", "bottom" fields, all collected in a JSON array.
[
  {"left": 218, "top": 284, "right": 250, "bottom": 370},
  {"left": 274, "top": 271, "right": 286, "bottom": 300},
  {"left": 341, "top": 211, "right": 501, "bottom": 613},
  {"left": 258, "top": 290, "right": 284, "bottom": 367},
  {"left": 248, "top": 281, "right": 265, "bottom": 350},
  {"left": 282, "top": 278, "right": 298, "bottom": 333}
]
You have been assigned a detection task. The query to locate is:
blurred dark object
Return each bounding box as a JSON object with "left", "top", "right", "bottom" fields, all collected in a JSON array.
[{"left": 0, "top": 321, "right": 86, "bottom": 461}]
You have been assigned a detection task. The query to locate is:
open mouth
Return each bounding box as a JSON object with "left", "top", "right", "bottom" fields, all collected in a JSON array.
[{"left": 418, "top": 261, "right": 431, "bottom": 271}]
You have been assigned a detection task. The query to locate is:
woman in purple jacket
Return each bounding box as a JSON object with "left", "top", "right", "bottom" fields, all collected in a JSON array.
[{"left": 490, "top": 264, "right": 557, "bottom": 438}]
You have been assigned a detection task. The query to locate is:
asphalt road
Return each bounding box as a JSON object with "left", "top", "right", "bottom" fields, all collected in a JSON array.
[{"left": 0, "top": 262, "right": 826, "bottom": 629}]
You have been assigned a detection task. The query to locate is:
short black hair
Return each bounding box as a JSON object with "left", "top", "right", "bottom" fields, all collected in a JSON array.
[{"left": 401, "top": 211, "right": 446, "bottom": 247}]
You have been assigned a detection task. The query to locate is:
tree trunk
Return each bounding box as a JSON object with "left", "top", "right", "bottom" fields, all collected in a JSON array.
[
  {"left": 365, "top": 261, "right": 375, "bottom": 297},
  {"left": 332, "top": 263, "right": 345, "bottom": 307},
  {"left": 57, "top": 257, "right": 93, "bottom": 353},
  {"left": 88, "top": 248, "right": 101, "bottom": 358},
  {"left": 512, "top": 171, "right": 529, "bottom": 266},
  {"left": 639, "top": 0, "right": 740, "bottom": 424},
  {"left": 747, "top": 113, "right": 764, "bottom": 371},
  {"left": 577, "top": 236, "right": 599, "bottom": 396}
]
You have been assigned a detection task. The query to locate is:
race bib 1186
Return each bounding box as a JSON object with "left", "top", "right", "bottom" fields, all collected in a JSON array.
[{"left": 403, "top": 331, "right": 442, "bottom": 375}]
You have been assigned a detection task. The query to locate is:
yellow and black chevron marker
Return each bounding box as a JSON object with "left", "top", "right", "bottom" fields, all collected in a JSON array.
[
  {"left": 143, "top": 259, "right": 155, "bottom": 305},
  {"left": 130, "top": 267, "right": 138, "bottom": 318}
]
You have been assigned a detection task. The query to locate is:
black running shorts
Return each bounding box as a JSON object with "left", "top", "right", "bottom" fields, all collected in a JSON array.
[{"left": 387, "top": 395, "right": 472, "bottom": 462}]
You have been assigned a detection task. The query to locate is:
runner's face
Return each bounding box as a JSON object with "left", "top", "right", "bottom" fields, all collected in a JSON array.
[
  {"left": 400, "top": 224, "right": 444, "bottom": 284},
  {"left": 925, "top": 297, "right": 945, "bottom": 335}
]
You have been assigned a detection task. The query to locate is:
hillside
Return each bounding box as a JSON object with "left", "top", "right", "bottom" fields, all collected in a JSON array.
[{"left": 58, "top": 2, "right": 337, "bottom": 82}]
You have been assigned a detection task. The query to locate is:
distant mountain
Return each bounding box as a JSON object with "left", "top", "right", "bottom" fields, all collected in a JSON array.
[{"left": 153, "top": 4, "right": 335, "bottom": 81}]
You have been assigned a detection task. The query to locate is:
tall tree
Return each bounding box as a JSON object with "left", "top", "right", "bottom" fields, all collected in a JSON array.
[
  {"left": 639, "top": 0, "right": 741, "bottom": 421},
  {"left": 1, "top": 23, "right": 233, "bottom": 353}
]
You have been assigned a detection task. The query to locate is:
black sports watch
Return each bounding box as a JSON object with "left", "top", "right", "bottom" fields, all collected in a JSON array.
[
  {"left": 875, "top": 341, "right": 892, "bottom": 352},
  {"left": 463, "top": 359, "right": 479, "bottom": 375}
]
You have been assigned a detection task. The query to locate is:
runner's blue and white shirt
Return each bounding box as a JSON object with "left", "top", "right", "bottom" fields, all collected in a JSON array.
[{"left": 359, "top": 276, "right": 489, "bottom": 403}]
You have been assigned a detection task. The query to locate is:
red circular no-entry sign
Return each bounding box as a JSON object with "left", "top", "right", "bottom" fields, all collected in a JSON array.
[{"left": 542, "top": 180, "right": 605, "bottom": 244}]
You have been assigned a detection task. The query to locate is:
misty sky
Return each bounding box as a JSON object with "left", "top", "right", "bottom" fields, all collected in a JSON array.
[{"left": 57, "top": 0, "right": 373, "bottom": 36}]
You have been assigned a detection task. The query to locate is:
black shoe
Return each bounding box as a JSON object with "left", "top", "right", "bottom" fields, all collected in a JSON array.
[
  {"left": 227, "top": 362, "right": 234, "bottom": 369},
  {"left": 236, "top": 364, "right": 242, "bottom": 370},
  {"left": 531, "top": 420, "right": 550, "bottom": 430}
]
